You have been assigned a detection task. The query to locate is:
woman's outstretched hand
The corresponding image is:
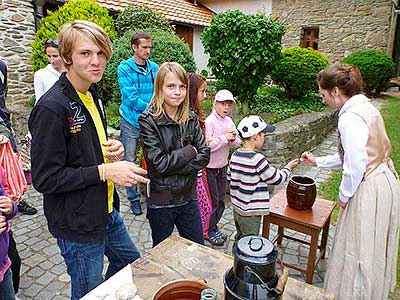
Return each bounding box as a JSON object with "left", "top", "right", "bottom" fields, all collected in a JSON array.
[{"left": 300, "top": 151, "right": 317, "bottom": 166}]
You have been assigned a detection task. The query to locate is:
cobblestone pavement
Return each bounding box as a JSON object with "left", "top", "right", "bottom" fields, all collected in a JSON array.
[{"left": 11, "top": 130, "right": 339, "bottom": 300}]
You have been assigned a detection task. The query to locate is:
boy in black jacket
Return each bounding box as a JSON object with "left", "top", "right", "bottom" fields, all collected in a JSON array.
[{"left": 28, "top": 21, "right": 149, "bottom": 300}]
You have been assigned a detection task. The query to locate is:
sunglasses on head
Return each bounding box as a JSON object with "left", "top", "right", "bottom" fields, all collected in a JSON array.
[{"left": 45, "top": 39, "right": 58, "bottom": 47}]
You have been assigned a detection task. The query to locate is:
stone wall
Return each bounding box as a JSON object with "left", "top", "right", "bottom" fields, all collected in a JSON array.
[
  {"left": 272, "top": 0, "right": 393, "bottom": 63},
  {"left": 0, "top": 0, "right": 35, "bottom": 136},
  {"left": 262, "top": 109, "right": 338, "bottom": 166}
]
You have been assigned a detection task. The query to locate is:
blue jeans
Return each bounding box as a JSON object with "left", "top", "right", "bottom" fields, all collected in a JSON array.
[
  {"left": 120, "top": 117, "right": 141, "bottom": 208},
  {"left": 57, "top": 209, "right": 141, "bottom": 300},
  {"left": 0, "top": 268, "right": 16, "bottom": 300},
  {"left": 147, "top": 200, "right": 204, "bottom": 247}
]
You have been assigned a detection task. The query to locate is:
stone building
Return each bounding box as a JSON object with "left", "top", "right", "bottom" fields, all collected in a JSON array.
[
  {"left": 271, "top": 0, "right": 398, "bottom": 67},
  {"left": 0, "top": 0, "right": 35, "bottom": 134}
]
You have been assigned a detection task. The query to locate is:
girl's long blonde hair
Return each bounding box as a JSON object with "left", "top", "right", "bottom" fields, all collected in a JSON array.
[{"left": 150, "top": 62, "right": 190, "bottom": 123}]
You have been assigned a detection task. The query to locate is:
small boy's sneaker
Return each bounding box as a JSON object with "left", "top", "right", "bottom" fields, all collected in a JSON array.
[
  {"left": 207, "top": 231, "right": 225, "bottom": 246},
  {"left": 215, "top": 229, "right": 228, "bottom": 241}
]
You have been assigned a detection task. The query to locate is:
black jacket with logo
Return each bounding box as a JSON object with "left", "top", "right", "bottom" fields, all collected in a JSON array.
[
  {"left": 28, "top": 73, "right": 119, "bottom": 243},
  {"left": 139, "top": 109, "right": 210, "bottom": 207}
]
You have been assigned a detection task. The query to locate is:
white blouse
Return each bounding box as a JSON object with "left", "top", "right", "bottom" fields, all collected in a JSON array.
[
  {"left": 34, "top": 64, "right": 61, "bottom": 103},
  {"left": 316, "top": 95, "right": 369, "bottom": 203}
]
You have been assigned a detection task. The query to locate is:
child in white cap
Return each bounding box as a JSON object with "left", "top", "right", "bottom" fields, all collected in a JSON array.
[
  {"left": 205, "top": 89, "right": 241, "bottom": 246},
  {"left": 229, "top": 115, "right": 299, "bottom": 240}
]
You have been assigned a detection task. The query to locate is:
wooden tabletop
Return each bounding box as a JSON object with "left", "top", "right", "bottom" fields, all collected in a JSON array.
[
  {"left": 131, "top": 235, "right": 335, "bottom": 300},
  {"left": 270, "top": 189, "right": 336, "bottom": 229}
]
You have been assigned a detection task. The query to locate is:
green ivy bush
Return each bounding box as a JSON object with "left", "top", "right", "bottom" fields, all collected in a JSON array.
[
  {"left": 31, "top": 0, "right": 116, "bottom": 71},
  {"left": 115, "top": 4, "right": 173, "bottom": 37},
  {"left": 271, "top": 47, "right": 329, "bottom": 100},
  {"left": 249, "top": 86, "right": 327, "bottom": 123},
  {"left": 102, "top": 27, "right": 196, "bottom": 105},
  {"left": 201, "top": 10, "right": 284, "bottom": 110},
  {"left": 342, "top": 50, "right": 395, "bottom": 95}
]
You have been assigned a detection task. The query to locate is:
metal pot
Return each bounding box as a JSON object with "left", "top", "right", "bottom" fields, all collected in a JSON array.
[{"left": 224, "top": 236, "right": 285, "bottom": 300}]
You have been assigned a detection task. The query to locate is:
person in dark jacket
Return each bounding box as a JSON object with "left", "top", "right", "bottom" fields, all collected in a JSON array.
[
  {"left": 139, "top": 62, "right": 210, "bottom": 247},
  {"left": 28, "top": 20, "right": 149, "bottom": 300}
]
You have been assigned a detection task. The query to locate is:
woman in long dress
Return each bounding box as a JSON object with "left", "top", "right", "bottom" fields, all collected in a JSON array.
[{"left": 301, "top": 63, "right": 399, "bottom": 300}]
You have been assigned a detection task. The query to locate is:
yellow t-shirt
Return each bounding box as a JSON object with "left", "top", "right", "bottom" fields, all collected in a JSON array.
[{"left": 78, "top": 91, "right": 114, "bottom": 213}]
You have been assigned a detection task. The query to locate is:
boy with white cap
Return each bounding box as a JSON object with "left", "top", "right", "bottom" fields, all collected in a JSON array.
[
  {"left": 205, "top": 89, "right": 241, "bottom": 246},
  {"left": 229, "top": 115, "right": 299, "bottom": 240}
]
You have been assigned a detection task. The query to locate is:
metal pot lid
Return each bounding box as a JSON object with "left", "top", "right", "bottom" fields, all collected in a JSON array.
[{"left": 236, "top": 236, "right": 277, "bottom": 263}]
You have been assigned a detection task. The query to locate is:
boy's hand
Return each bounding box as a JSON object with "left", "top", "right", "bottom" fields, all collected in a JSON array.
[
  {"left": 103, "top": 139, "right": 124, "bottom": 162},
  {"left": 285, "top": 158, "right": 300, "bottom": 171},
  {"left": 103, "top": 161, "right": 149, "bottom": 187}
]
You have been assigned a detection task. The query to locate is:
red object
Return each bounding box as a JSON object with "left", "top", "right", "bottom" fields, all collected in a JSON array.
[
  {"left": 0, "top": 141, "right": 27, "bottom": 199},
  {"left": 141, "top": 157, "right": 147, "bottom": 170}
]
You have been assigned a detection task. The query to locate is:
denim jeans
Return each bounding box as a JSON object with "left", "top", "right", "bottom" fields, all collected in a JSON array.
[
  {"left": 57, "top": 209, "right": 141, "bottom": 300},
  {"left": 0, "top": 268, "right": 16, "bottom": 300},
  {"left": 120, "top": 117, "right": 141, "bottom": 208},
  {"left": 146, "top": 200, "right": 204, "bottom": 247}
]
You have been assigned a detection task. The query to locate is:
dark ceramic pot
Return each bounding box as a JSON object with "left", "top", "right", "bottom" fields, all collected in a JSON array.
[
  {"left": 286, "top": 175, "right": 316, "bottom": 210},
  {"left": 224, "top": 236, "right": 281, "bottom": 300}
]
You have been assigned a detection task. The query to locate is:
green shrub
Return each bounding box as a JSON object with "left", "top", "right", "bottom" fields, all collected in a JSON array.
[
  {"left": 31, "top": 0, "right": 115, "bottom": 71},
  {"left": 271, "top": 47, "right": 329, "bottom": 99},
  {"left": 115, "top": 4, "right": 173, "bottom": 37},
  {"left": 249, "top": 86, "right": 326, "bottom": 123},
  {"left": 342, "top": 50, "right": 395, "bottom": 95},
  {"left": 201, "top": 10, "right": 284, "bottom": 110},
  {"left": 102, "top": 27, "right": 196, "bottom": 105}
]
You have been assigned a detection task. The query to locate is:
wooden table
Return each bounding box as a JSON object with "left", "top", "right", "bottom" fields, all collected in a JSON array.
[
  {"left": 262, "top": 189, "right": 336, "bottom": 284},
  {"left": 131, "top": 235, "right": 335, "bottom": 300}
]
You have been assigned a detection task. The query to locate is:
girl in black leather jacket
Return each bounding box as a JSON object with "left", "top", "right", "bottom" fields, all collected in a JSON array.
[{"left": 139, "top": 62, "right": 210, "bottom": 247}]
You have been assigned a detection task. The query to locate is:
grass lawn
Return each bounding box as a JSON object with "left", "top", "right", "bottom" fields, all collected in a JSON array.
[{"left": 318, "top": 96, "right": 400, "bottom": 298}]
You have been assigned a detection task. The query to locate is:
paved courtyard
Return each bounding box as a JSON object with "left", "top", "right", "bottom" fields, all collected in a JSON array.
[{"left": 11, "top": 130, "right": 339, "bottom": 300}]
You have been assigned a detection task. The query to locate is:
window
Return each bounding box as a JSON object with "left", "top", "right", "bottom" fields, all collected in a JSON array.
[{"left": 301, "top": 27, "right": 319, "bottom": 50}]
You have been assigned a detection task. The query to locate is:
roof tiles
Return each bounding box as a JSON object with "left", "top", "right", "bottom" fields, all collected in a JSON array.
[{"left": 96, "top": 0, "right": 214, "bottom": 27}]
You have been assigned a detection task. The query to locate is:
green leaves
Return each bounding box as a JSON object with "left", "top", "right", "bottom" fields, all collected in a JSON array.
[
  {"left": 248, "top": 86, "right": 326, "bottom": 123},
  {"left": 114, "top": 4, "right": 173, "bottom": 37},
  {"left": 201, "top": 10, "right": 284, "bottom": 106},
  {"left": 342, "top": 50, "right": 395, "bottom": 95},
  {"left": 271, "top": 47, "right": 329, "bottom": 99},
  {"left": 31, "top": 0, "right": 116, "bottom": 71}
]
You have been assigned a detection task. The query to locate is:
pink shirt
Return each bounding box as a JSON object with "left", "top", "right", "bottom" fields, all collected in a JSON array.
[{"left": 205, "top": 110, "right": 241, "bottom": 168}]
